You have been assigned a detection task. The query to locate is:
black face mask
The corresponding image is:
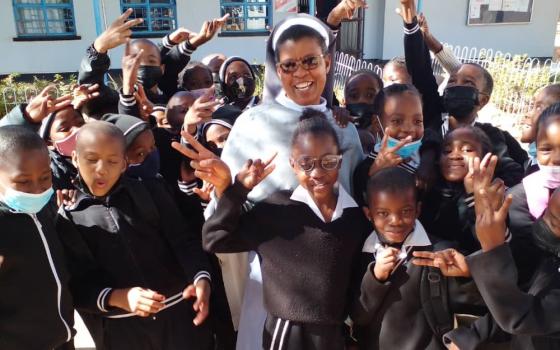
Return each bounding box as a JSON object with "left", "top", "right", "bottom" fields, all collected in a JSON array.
[
  {"left": 443, "top": 85, "right": 480, "bottom": 121},
  {"left": 224, "top": 77, "right": 255, "bottom": 102},
  {"left": 346, "top": 103, "right": 377, "bottom": 129},
  {"left": 533, "top": 216, "right": 560, "bottom": 257},
  {"left": 137, "top": 66, "right": 163, "bottom": 90}
]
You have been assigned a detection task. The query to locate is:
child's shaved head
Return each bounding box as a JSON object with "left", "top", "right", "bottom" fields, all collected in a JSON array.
[
  {"left": 76, "top": 121, "right": 126, "bottom": 155},
  {"left": 367, "top": 167, "right": 418, "bottom": 203},
  {"left": 0, "top": 126, "right": 48, "bottom": 170}
]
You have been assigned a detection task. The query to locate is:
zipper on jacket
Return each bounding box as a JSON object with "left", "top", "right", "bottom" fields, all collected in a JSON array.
[{"left": 30, "top": 214, "right": 72, "bottom": 342}]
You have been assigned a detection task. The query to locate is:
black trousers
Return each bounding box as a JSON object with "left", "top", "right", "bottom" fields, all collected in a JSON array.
[
  {"left": 99, "top": 299, "right": 213, "bottom": 350},
  {"left": 262, "top": 314, "right": 344, "bottom": 350}
]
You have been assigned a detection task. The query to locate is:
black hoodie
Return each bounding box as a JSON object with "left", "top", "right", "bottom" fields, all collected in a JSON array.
[{"left": 0, "top": 202, "right": 74, "bottom": 349}]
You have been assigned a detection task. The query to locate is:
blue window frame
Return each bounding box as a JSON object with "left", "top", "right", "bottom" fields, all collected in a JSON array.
[
  {"left": 12, "top": 0, "right": 76, "bottom": 37},
  {"left": 220, "top": 0, "right": 272, "bottom": 33},
  {"left": 121, "top": 0, "right": 177, "bottom": 36}
]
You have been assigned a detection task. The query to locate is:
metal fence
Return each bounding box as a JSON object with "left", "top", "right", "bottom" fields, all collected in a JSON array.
[
  {"left": 333, "top": 51, "right": 383, "bottom": 99},
  {"left": 334, "top": 46, "right": 560, "bottom": 116}
]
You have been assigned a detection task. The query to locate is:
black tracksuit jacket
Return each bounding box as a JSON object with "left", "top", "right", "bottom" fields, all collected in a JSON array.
[{"left": 0, "top": 202, "right": 74, "bottom": 350}]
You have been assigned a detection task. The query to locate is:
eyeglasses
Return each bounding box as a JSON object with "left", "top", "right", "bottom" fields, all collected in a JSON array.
[
  {"left": 292, "top": 154, "right": 342, "bottom": 172},
  {"left": 277, "top": 55, "right": 325, "bottom": 74}
]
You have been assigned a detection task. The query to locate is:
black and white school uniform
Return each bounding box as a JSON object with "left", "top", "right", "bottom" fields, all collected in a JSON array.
[
  {"left": 403, "top": 17, "right": 525, "bottom": 187},
  {"left": 0, "top": 202, "right": 74, "bottom": 350},
  {"left": 351, "top": 221, "right": 474, "bottom": 350},
  {"left": 203, "top": 180, "right": 370, "bottom": 350},
  {"left": 56, "top": 177, "right": 213, "bottom": 350}
]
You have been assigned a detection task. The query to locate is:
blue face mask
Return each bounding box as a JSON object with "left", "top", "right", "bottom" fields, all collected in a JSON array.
[
  {"left": 528, "top": 142, "right": 537, "bottom": 158},
  {"left": 387, "top": 136, "right": 423, "bottom": 159},
  {"left": 1, "top": 187, "right": 54, "bottom": 214},
  {"left": 126, "top": 149, "right": 161, "bottom": 180}
]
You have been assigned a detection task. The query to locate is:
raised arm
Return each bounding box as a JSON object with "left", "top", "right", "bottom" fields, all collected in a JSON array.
[{"left": 400, "top": 0, "right": 444, "bottom": 132}]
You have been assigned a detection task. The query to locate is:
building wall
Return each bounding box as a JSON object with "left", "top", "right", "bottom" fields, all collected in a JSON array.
[
  {"left": 0, "top": 0, "right": 272, "bottom": 75},
  {"left": 374, "top": 0, "right": 560, "bottom": 60},
  {"left": 1, "top": 0, "right": 558, "bottom": 74},
  {"left": 0, "top": 0, "right": 99, "bottom": 75}
]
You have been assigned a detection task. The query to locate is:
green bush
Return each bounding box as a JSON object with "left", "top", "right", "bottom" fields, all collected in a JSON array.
[{"left": 0, "top": 73, "right": 77, "bottom": 117}]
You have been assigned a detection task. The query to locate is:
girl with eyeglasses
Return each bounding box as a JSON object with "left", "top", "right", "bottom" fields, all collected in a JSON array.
[
  {"left": 174, "top": 14, "right": 366, "bottom": 349},
  {"left": 187, "top": 108, "right": 370, "bottom": 350}
]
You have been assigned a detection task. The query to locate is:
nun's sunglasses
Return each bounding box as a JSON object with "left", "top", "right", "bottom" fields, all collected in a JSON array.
[
  {"left": 292, "top": 154, "right": 342, "bottom": 173},
  {"left": 277, "top": 54, "right": 325, "bottom": 74}
]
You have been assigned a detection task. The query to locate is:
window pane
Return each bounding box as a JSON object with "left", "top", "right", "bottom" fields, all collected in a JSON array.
[
  {"left": 17, "top": 20, "right": 46, "bottom": 35},
  {"left": 15, "top": 0, "right": 42, "bottom": 4},
  {"left": 149, "top": 0, "right": 173, "bottom": 3},
  {"left": 45, "top": 0, "right": 72, "bottom": 4},
  {"left": 17, "top": 8, "right": 44, "bottom": 21},
  {"left": 247, "top": 5, "right": 267, "bottom": 17},
  {"left": 222, "top": 6, "right": 245, "bottom": 31},
  {"left": 122, "top": 0, "right": 146, "bottom": 4}
]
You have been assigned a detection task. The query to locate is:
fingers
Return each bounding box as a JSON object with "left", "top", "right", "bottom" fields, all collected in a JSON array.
[
  {"left": 120, "top": 17, "right": 144, "bottom": 31},
  {"left": 172, "top": 140, "right": 200, "bottom": 160},
  {"left": 217, "top": 13, "right": 230, "bottom": 23},
  {"left": 387, "top": 135, "right": 412, "bottom": 153},
  {"left": 118, "top": 8, "right": 133, "bottom": 23},
  {"left": 180, "top": 130, "right": 213, "bottom": 155},
  {"left": 39, "top": 84, "right": 57, "bottom": 98},
  {"left": 498, "top": 194, "right": 513, "bottom": 219},
  {"left": 380, "top": 129, "right": 389, "bottom": 150},
  {"left": 124, "top": 38, "right": 131, "bottom": 56},
  {"left": 264, "top": 152, "right": 278, "bottom": 168}
]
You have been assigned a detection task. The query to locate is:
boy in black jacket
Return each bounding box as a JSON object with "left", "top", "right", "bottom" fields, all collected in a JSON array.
[
  {"left": 56, "top": 121, "right": 213, "bottom": 350},
  {"left": 399, "top": 0, "right": 526, "bottom": 186},
  {"left": 0, "top": 126, "right": 74, "bottom": 349},
  {"left": 351, "top": 167, "right": 476, "bottom": 350}
]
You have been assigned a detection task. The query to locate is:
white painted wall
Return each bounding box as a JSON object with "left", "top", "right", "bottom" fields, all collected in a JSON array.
[
  {"left": 0, "top": 0, "right": 273, "bottom": 75},
  {"left": 1, "top": 0, "right": 558, "bottom": 74},
  {"left": 377, "top": 0, "right": 560, "bottom": 60},
  {"left": 0, "top": 0, "right": 99, "bottom": 74}
]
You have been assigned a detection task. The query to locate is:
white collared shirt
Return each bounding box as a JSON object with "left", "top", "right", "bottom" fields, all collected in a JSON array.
[
  {"left": 362, "top": 219, "right": 431, "bottom": 257},
  {"left": 441, "top": 113, "right": 478, "bottom": 136},
  {"left": 275, "top": 91, "right": 329, "bottom": 113},
  {"left": 290, "top": 183, "right": 358, "bottom": 223}
]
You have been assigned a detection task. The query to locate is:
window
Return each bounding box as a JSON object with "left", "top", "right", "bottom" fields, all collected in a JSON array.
[
  {"left": 12, "top": 0, "right": 76, "bottom": 38},
  {"left": 121, "top": 0, "right": 177, "bottom": 36},
  {"left": 221, "top": 0, "right": 271, "bottom": 33}
]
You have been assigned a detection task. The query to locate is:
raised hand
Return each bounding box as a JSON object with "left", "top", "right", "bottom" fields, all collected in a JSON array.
[
  {"left": 368, "top": 129, "right": 412, "bottom": 176},
  {"left": 56, "top": 189, "right": 77, "bottom": 208},
  {"left": 122, "top": 40, "right": 144, "bottom": 95},
  {"left": 183, "top": 87, "right": 221, "bottom": 134},
  {"left": 135, "top": 85, "right": 154, "bottom": 120},
  {"left": 327, "top": 0, "right": 368, "bottom": 27},
  {"left": 108, "top": 287, "right": 166, "bottom": 317},
  {"left": 169, "top": 27, "right": 195, "bottom": 44},
  {"left": 332, "top": 106, "right": 351, "bottom": 128},
  {"left": 94, "top": 8, "right": 143, "bottom": 54},
  {"left": 25, "top": 85, "right": 73, "bottom": 123},
  {"left": 412, "top": 249, "right": 470, "bottom": 277},
  {"left": 71, "top": 84, "right": 100, "bottom": 109},
  {"left": 236, "top": 153, "right": 277, "bottom": 191},
  {"left": 193, "top": 181, "right": 215, "bottom": 202},
  {"left": 183, "top": 279, "right": 211, "bottom": 326},
  {"left": 396, "top": 0, "right": 417, "bottom": 24},
  {"left": 189, "top": 14, "right": 230, "bottom": 48},
  {"left": 172, "top": 132, "right": 232, "bottom": 196},
  {"left": 472, "top": 155, "right": 513, "bottom": 252},
  {"left": 373, "top": 247, "right": 400, "bottom": 282}
]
